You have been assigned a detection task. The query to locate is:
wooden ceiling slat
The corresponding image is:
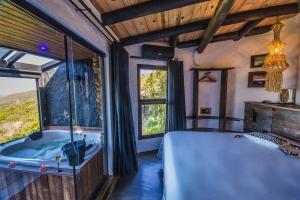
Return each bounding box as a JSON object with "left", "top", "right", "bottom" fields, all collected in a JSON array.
[
  {"left": 121, "top": 0, "right": 149, "bottom": 35},
  {"left": 120, "top": 3, "right": 298, "bottom": 45},
  {"left": 0, "top": 38, "right": 65, "bottom": 60},
  {"left": 0, "top": 9, "right": 63, "bottom": 39},
  {"left": 0, "top": 14, "right": 93, "bottom": 57},
  {"left": 180, "top": 0, "right": 219, "bottom": 42},
  {"left": 0, "top": 19, "right": 64, "bottom": 47},
  {"left": 144, "top": 13, "right": 163, "bottom": 32},
  {"left": 104, "top": 0, "right": 139, "bottom": 38},
  {"left": 1, "top": 2, "right": 61, "bottom": 34},
  {"left": 256, "top": 14, "right": 297, "bottom": 27},
  {"left": 230, "top": 0, "right": 297, "bottom": 14},
  {"left": 91, "top": 0, "right": 297, "bottom": 45},
  {"left": 0, "top": 1, "right": 95, "bottom": 60},
  {"left": 215, "top": 22, "right": 246, "bottom": 35}
]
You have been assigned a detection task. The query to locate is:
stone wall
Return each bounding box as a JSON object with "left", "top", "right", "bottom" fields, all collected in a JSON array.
[{"left": 41, "top": 60, "right": 101, "bottom": 128}]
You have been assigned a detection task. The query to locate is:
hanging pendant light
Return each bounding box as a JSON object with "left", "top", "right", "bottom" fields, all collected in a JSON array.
[{"left": 263, "top": 18, "right": 289, "bottom": 92}]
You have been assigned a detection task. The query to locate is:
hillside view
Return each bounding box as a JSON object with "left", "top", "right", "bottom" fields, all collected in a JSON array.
[{"left": 0, "top": 90, "right": 40, "bottom": 144}]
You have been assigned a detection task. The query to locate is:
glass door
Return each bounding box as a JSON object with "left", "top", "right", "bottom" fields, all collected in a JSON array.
[{"left": 65, "top": 36, "right": 107, "bottom": 199}]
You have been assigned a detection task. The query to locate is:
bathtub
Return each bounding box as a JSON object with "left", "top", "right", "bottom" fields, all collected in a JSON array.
[{"left": 0, "top": 130, "right": 102, "bottom": 170}]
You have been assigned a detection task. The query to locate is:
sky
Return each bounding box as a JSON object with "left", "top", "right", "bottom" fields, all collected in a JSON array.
[
  {"left": 0, "top": 77, "right": 36, "bottom": 97},
  {"left": 0, "top": 50, "right": 54, "bottom": 97}
]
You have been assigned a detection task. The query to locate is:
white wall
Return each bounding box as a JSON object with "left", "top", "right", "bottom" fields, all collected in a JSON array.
[
  {"left": 126, "top": 16, "right": 300, "bottom": 152},
  {"left": 125, "top": 43, "right": 167, "bottom": 153},
  {"left": 29, "top": 0, "right": 114, "bottom": 174},
  {"left": 176, "top": 15, "right": 300, "bottom": 131}
]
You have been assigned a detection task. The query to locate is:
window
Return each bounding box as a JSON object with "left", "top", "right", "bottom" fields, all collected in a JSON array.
[
  {"left": 138, "top": 64, "right": 167, "bottom": 139},
  {"left": 0, "top": 77, "right": 40, "bottom": 144}
]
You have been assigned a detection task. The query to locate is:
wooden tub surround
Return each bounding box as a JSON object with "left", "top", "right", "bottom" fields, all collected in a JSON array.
[{"left": 0, "top": 148, "right": 104, "bottom": 200}]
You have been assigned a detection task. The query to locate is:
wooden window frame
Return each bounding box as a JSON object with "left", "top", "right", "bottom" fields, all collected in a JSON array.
[{"left": 137, "top": 64, "right": 167, "bottom": 140}]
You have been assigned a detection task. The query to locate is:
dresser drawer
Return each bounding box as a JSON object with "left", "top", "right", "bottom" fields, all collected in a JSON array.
[{"left": 244, "top": 103, "right": 272, "bottom": 133}]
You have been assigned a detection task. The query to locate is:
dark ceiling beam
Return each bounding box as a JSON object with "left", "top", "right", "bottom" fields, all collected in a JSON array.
[
  {"left": 7, "top": 52, "right": 26, "bottom": 67},
  {"left": 176, "top": 25, "right": 272, "bottom": 48},
  {"left": 101, "top": 0, "right": 208, "bottom": 25},
  {"left": 245, "top": 25, "right": 272, "bottom": 37},
  {"left": 197, "top": 0, "right": 233, "bottom": 53},
  {"left": 120, "top": 3, "right": 298, "bottom": 46},
  {"left": 169, "top": 36, "right": 177, "bottom": 48},
  {"left": 233, "top": 19, "right": 263, "bottom": 41}
]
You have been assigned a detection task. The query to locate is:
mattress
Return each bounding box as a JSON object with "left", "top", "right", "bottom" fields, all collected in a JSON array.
[{"left": 163, "top": 131, "right": 300, "bottom": 200}]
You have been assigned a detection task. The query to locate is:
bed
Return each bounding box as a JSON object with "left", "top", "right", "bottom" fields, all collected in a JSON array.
[{"left": 162, "top": 131, "right": 300, "bottom": 200}]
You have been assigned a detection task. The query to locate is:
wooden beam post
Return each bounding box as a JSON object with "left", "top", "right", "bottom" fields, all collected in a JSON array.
[
  {"left": 101, "top": 0, "right": 208, "bottom": 25},
  {"left": 197, "top": 0, "right": 233, "bottom": 53},
  {"left": 120, "top": 3, "right": 298, "bottom": 46},
  {"left": 192, "top": 70, "right": 199, "bottom": 130},
  {"left": 176, "top": 25, "right": 272, "bottom": 48},
  {"left": 219, "top": 69, "right": 228, "bottom": 131},
  {"left": 234, "top": 19, "right": 263, "bottom": 41}
]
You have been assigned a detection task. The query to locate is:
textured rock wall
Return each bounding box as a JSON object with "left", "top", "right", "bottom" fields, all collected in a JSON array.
[{"left": 41, "top": 60, "right": 101, "bottom": 127}]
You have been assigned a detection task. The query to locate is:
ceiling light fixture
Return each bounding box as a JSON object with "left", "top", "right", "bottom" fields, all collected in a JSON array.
[{"left": 263, "top": 18, "right": 289, "bottom": 92}]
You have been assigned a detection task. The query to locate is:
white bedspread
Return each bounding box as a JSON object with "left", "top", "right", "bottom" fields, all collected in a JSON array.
[{"left": 163, "top": 131, "right": 300, "bottom": 200}]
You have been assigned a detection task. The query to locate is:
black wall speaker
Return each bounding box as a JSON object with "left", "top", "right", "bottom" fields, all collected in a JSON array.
[{"left": 141, "top": 44, "right": 174, "bottom": 60}]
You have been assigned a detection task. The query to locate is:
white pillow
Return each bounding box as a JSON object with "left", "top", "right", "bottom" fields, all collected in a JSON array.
[{"left": 245, "top": 134, "right": 279, "bottom": 149}]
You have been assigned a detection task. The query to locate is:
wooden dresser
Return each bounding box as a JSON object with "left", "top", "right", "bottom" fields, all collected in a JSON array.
[{"left": 244, "top": 102, "right": 300, "bottom": 142}]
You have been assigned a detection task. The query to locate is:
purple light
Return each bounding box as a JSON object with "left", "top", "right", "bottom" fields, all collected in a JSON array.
[{"left": 39, "top": 44, "right": 48, "bottom": 51}]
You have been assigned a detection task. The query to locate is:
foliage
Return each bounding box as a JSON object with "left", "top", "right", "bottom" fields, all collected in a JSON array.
[
  {"left": 140, "top": 70, "right": 167, "bottom": 136},
  {"left": 0, "top": 93, "right": 40, "bottom": 144},
  {"left": 142, "top": 104, "right": 166, "bottom": 135},
  {"left": 140, "top": 70, "right": 167, "bottom": 99}
]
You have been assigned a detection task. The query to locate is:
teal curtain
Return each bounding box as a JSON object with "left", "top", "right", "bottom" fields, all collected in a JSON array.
[
  {"left": 167, "top": 60, "right": 186, "bottom": 131},
  {"left": 111, "top": 42, "right": 138, "bottom": 175}
]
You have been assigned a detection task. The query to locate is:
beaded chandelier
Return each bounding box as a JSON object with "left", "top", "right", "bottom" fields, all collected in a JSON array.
[{"left": 263, "top": 18, "right": 289, "bottom": 92}]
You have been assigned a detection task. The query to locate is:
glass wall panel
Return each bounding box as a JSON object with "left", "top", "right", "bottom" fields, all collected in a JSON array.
[
  {"left": 65, "top": 36, "right": 107, "bottom": 199},
  {"left": 0, "top": 1, "right": 74, "bottom": 199}
]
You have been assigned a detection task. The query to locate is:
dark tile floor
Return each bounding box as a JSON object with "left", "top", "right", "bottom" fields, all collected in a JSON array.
[{"left": 110, "top": 153, "right": 163, "bottom": 200}]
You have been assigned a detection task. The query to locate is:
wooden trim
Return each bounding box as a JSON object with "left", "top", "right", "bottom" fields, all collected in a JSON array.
[
  {"left": 137, "top": 149, "right": 159, "bottom": 157},
  {"left": 197, "top": 0, "right": 233, "bottom": 53},
  {"left": 186, "top": 115, "right": 241, "bottom": 121},
  {"left": 177, "top": 25, "right": 272, "bottom": 48},
  {"left": 190, "top": 67, "right": 234, "bottom": 71},
  {"left": 130, "top": 56, "right": 170, "bottom": 62},
  {"left": 137, "top": 64, "right": 167, "bottom": 140},
  {"left": 45, "top": 126, "right": 102, "bottom": 132},
  {"left": 120, "top": 3, "right": 298, "bottom": 46},
  {"left": 101, "top": 0, "right": 208, "bottom": 25}
]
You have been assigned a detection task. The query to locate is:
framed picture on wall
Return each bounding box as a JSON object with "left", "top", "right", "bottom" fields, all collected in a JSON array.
[
  {"left": 250, "top": 54, "right": 268, "bottom": 68},
  {"left": 248, "top": 71, "right": 267, "bottom": 88}
]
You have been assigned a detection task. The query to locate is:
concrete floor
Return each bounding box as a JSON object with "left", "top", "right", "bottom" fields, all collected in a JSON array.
[{"left": 110, "top": 153, "right": 163, "bottom": 200}]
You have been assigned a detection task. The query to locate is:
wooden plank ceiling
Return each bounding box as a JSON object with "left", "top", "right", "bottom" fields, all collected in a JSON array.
[
  {"left": 91, "top": 0, "right": 298, "bottom": 44},
  {"left": 0, "top": 0, "right": 95, "bottom": 60}
]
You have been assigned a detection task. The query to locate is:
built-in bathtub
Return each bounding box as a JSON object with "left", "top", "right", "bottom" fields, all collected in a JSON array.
[
  {"left": 0, "top": 130, "right": 104, "bottom": 200},
  {"left": 0, "top": 130, "right": 101, "bottom": 169}
]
